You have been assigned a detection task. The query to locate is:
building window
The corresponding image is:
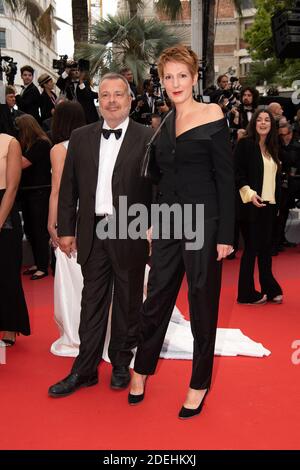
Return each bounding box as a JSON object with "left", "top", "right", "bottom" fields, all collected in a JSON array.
[
  {"left": 241, "top": 0, "right": 254, "bottom": 9},
  {"left": 0, "top": 0, "right": 4, "bottom": 14},
  {"left": 0, "top": 29, "right": 6, "bottom": 48},
  {"left": 46, "top": 52, "right": 50, "bottom": 66},
  {"left": 244, "top": 22, "right": 253, "bottom": 31},
  {"left": 39, "top": 47, "right": 44, "bottom": 63}
]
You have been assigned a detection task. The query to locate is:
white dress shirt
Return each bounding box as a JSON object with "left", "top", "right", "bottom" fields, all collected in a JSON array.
[{"left": 95, "top": 117, "right": 129, "bottom": 215}]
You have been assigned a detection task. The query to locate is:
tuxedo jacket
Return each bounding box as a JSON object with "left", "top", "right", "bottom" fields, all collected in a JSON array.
[
  {"left": 235, "top": 137, "right": 281, "bottom": 221},
  {"left": 58, "top": 119, "right": 153, "bottom": 268},
  {"left": 16, "top": 83, "right": 41, "bottom": 122}
]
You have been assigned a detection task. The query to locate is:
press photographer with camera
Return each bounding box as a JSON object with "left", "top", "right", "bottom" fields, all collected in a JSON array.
[
  {"left": 15, "top": 65, "right": 41, "bottom": 122},
  {"left": 229, "top": 86, "right": 259, "bottom": 136},
  {"left": 133, "top": 79, "right": 159, "bottom": 125},
  {"left": 4, "top": 85, "right": 24, "bottom": 135},
  {"left": 56, "top": 59, "right": 99, "bottom": 124}
]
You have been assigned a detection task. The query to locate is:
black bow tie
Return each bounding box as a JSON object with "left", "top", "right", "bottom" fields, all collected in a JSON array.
[{"left": 102, "top": 128, "right": 122, "bottom": 140}]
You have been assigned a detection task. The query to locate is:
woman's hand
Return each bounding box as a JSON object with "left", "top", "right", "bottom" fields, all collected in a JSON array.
[
  {"left": 217, "top": 244, "right": 234, "bottom": 261},
  {"left": 48, "top": 225, "right": 59, "bottom": 248},
  {"left": 251, "top": 194, "right": 266, "bottom": 208}
]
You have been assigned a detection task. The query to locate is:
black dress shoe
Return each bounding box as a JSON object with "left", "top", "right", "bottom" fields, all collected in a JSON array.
[
  {"left": 110, "top": 366, "right": 130, "bottom": 390},
  {"left": 48, "top": 372, "right": 98, "bottom": 398},
  {"left": 178, "top": 389, "right": 209, "bottom": 420}
]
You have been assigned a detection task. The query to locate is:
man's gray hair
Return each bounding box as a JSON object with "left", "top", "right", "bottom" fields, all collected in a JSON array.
[
  {"left": 279, "top": 122, "right": 293, "bottom": 132},
  {"left": 99, "top": 73, "right": 131, "bottom": 96}
]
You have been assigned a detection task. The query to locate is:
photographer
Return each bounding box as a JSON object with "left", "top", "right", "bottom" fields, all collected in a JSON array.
[
  {"left": 132, "top": 79, "right": 157, "bottom": 125},
  {"left": 15, "top": 65, "right": 41, "bottom": 122},
  {"left": 56, "top": 61, "right": 99, "bottom": 124},
  {"left": 230, "top": 86, "right": 259, "bottom": 132}
]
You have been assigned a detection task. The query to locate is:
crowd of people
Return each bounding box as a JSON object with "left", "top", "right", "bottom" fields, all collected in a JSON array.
[{"left": 0, "top": 45, "right": 299, "bottom": 419}]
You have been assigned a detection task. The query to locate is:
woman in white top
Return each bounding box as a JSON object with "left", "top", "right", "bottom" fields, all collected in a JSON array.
[
  {"left": 235, "top": 108, "right": 283, "bottom": 304},
  {"left": 48, "top": 101, "right": 86, "bottom": 355}
]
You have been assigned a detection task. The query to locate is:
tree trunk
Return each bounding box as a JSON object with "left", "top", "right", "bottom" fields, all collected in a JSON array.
[
  {"left": 72, "top": 0, "right": 89, "bottom": 58},
  {"left": 204, "top": 0, "right": 215, "bottom": 88},
  {"left": 127, "top": 0, "right": 139, "bottom": 19}
]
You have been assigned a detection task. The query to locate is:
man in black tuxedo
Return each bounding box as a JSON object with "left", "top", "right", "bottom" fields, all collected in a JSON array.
[
  {"left": 56, "top": 63, "right": 99, "bottom": 124},
  {"left": 48, "top": 72, "right": 153, "bottom": 398},
  {"left": 15, "top": 65, "right": 40, "bottom": 122}
]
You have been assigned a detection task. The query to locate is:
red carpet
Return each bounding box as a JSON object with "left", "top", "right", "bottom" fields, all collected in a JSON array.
[{"left": 1, "top": 248, "right": 300, "bottom": 450}]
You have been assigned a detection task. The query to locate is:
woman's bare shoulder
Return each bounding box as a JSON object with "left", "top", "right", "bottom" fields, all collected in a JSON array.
[{"left": 193, "top": 102, "right": 224, "bottom": 125}]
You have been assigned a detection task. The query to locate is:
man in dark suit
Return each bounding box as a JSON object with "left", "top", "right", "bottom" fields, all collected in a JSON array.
[
  {"left": 56, "top": 63, "right": 99, "bottom": 124},
  {"left": 15, "top": 65, "right": 40, "bottom": 122},
  {"left": 48, "top": 72, "right": 153, "bottom": 398}
]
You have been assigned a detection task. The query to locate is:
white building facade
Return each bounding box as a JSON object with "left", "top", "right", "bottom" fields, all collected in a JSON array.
[{"left": 0, "top": 0, "right": 59, "bottom": 92}]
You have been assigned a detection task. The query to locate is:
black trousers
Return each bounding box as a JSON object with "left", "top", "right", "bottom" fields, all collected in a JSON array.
[
  {"left": 72, "top": 232, "right": 146, "bottom": 377},
  {"left": 21, "top": 189, "right": 50, "bottom": 272},
  {"left": 134, "top": 218, "right": 222, "bottom": 390},
  {"left": 238, "top": 205, "right": 282, "bottom": 303}
]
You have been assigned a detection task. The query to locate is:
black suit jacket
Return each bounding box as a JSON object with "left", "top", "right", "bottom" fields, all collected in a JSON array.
[
  {"left": 40, "top": 90, "right": 57, "bottom": 122},
  {"left": 58, "top": 119, "right": 153, "bottom": 267},
  {"left": 154, "top": 112, "right": 235, "bottom": 245},
  {"left": 235, "top": 137, "right": 281, "bottom": 221},
  {"left": 15, "top": 83, "right": 40, "bottom": 122}
]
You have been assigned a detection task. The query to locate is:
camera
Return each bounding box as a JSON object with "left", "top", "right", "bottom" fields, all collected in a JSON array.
[
  {"left": 52, "top": 55, "right": 69, "bottom": 75},
  {"left": 0, "top": 55, "right": 18, "bottom": 86},
  {"left": 53, "top": 55, "right": 90, "bottom": 75},
  {"left": 149, "top": 64, "right": 160, "bottom": 85}
]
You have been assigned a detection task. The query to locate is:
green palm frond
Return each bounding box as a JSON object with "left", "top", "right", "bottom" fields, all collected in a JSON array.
[
  {"left": 155, "top": 0, "right": 183, "bottom": 20},
  {"left": 78, "top": 14, "right": 184, "bottom": 85}
]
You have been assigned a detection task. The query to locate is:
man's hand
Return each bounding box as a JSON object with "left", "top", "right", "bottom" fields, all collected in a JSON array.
[
  {"left": 59, "top": 236, "right": 77, "bottom": 258},
  {"left": 217, "top": 244, "right": 234, "bottom": 261},
  {"left": 146, "top": 226, "right": 153, "bottom": 257}
]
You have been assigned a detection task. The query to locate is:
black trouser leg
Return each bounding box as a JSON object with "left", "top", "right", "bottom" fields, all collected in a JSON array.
[
  {"left": 72, "top": 237, "right": 113, "bottom": 376},
  {"left": 238, "top": 220, "right": 259, "bottom": 302},
  {"left": 108, "top": 251, "right": 146, "bottom": 367},
  {"left": 257, "top": 206, "right": 282, "bottom": 299},
  {"left": 183, "top": 218, "right": 222, "bottom": 390},
  {"left": 21, "top": 190, "right": 50, "bottom": 272},
  {"left": 134, "top": 237, "right": 185, "bottom": 375}
]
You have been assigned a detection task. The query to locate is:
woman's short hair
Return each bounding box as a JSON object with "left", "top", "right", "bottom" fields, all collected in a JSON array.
[
  {"left": 51, "top": 101, "right": 86, "bottom": 144},
  {"left": 158, "top": 45, "right": 199, "bottom": 79}
]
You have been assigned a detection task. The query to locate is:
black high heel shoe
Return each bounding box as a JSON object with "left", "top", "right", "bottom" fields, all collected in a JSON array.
[
  {"left": 128, "top": 376, "right": 147, "bottom": 405},
  {"left": 178, "top": 389, "right": 209, "bottom": 420}
]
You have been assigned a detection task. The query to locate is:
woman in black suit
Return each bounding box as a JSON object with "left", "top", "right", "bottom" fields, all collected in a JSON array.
[
  {"left": 129, "top": 45, "right": 235, "bottom": 419},
  {"left": 235, "top": 109, "right": 283, "bottom": 304},
  {"left": 38, "top": 74, "right": 57, "bottom": 123}
]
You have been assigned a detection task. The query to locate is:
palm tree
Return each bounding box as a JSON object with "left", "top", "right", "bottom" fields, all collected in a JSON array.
[
  {"left": 72, "top": 0, "right": 89, "bottom": 57},
  {"left": 3, "top": 0, "right": 54, "bottom": 44},
  {"left": 77, "top": 14, "right": 184, "bottom": 86}
]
